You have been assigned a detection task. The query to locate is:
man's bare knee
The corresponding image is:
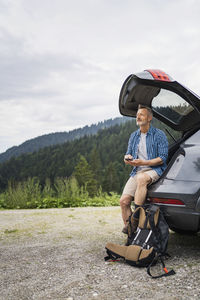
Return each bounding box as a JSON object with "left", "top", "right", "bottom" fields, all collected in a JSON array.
[
  {"left": 136, "top": 173, "right": 151, "bottom": 186},
  {"left": 120, "top": 194, "right": 133, "bottom": 207}
]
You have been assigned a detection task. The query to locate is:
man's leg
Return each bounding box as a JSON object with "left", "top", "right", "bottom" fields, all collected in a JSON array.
[
  {"left": 134, "top": 172, "right": 152, "bottom": 205},
  {"left": 120, "top": 194, "right": 133, "bottom": 226},
  {"left": 120, "top": 176, "right": 137, "bottom": 226}
]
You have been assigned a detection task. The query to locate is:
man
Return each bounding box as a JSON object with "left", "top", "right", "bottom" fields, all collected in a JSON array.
[{"left": 120, "top": 105, "right": 168, "bottom": 234}]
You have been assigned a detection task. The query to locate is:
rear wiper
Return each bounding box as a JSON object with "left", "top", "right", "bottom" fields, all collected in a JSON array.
[{"left": 165, "top": 128, "right": 177, "bottom": 142}]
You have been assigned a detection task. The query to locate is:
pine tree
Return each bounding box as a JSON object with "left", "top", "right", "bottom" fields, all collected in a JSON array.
[
  {"left": 89, "top": 146, "right": 102, "bottom": 183},
  {"left": 103, "top": 162, "right": 120, "bottom": 193},
  {"left": 73, "top": 155, "right": 98, "bottom": 197}
]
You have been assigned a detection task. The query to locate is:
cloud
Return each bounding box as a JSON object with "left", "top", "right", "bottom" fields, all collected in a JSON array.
[
  {"left": 0, "top": 28, "right": 90, "bottom": 100},
  {"left": 0, "top": 0, "right": 200, "bottom": 153}
]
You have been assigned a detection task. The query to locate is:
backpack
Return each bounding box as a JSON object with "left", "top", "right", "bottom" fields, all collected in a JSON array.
[{"left": 105, "top": 204, "right": 175, "bottom": 278}]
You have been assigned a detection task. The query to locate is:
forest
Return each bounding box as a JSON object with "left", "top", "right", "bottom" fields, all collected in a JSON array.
[
  {"left": 0, "top": 117, "right": 181, "bottom": 209},
  {"left": 0, "top": 117, "right": 129, "bottom": 163}
]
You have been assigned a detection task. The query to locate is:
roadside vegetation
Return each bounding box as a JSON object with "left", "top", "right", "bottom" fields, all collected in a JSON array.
[{"left": 0, "top": 177, "right": 120, "bottom": 209}]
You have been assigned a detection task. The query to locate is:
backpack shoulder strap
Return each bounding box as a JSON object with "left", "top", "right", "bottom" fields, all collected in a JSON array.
[
  {"left": 147, "top": 254, "right": 176, "bottom": 279},
  {"left": 137, "top": 207, "right": 146, "bottom": 228},
  {"left": 147, "top": 205, "right": 163, "bottom": 252},
  {"left": 147, "top": 205, "right": 160, "bottom": 229}
]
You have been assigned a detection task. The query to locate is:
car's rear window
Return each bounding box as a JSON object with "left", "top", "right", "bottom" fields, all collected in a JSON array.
[
  {"left": 152, "top": 89, "right": 194, "bottom": 125},
  {"left": 151, "top": 118, "right": 182, "bottom": 146}
]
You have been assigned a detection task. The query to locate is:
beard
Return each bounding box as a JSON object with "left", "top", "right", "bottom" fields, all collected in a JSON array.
[{"left": 136, "top": 119, "right": 148, "bottom": 126}]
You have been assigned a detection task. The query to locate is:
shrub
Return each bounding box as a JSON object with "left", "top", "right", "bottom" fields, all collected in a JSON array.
[
  {"left": 3, "top": 178, "right": 41, "bottom": 209},
  {"left": 0, "top": 177, "right": 120, "bottom": 209}
]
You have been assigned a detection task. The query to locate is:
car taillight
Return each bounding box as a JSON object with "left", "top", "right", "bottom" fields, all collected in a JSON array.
[
  {"left": 148, "top": 197, "right": 185, "bottom": 206},
  {"left": 146, "top": 69, "right": 172, "bottom": 82}
]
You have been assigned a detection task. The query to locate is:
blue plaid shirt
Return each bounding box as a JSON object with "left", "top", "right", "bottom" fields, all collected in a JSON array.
[{"left": 126, "top": 126, "right": 168, "bottom": 177}]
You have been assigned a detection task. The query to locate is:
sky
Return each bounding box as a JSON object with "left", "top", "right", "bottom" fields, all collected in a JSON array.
[{"left": 0, "top": 0, "right": 200, "bottom": 153}]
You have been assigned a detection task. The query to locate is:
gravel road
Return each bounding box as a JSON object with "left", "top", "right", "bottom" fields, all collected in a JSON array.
[{"left": 0, "top": 207, "right": 200, "bottom": 300}]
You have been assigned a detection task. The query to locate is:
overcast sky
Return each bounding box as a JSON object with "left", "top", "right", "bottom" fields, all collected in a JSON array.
[{"left": 0, "top": 0, "right": 200, "bottom": 153}]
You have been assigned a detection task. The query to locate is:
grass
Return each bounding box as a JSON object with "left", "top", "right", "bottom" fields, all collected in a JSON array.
[
  {"left": 68, "top": 214, "right": 76, "bottom": 218},
  {"left": 0, "top": 177, "right": 120, "bottom": 209},
  {"left": 4, "top": 229, "right": 19, "bottom": 234}
]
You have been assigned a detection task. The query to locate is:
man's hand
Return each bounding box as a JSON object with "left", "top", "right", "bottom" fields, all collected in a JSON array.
[
  {"left": 124, "top": 155, "right": 145, "bottom": 166},
  {"left": 124, "top": 155, "right": 133, "bottom": 160},
  {"left": 124, "top": 155, "right": 133, "bottom": 164},
  {"left": 130, "top": 159, "right": 145, "bottom": 166},
  {"left": 129, "top": 158, "right": 163, "bottom": 167},
  {"left": 125, "top": 159, "right": 146, "bottom": 166},
  {"left": 124, "top": 156, "right": 163, "bottom": 167}
]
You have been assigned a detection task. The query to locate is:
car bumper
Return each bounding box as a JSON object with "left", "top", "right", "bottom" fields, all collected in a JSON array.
[{"left": 157, "top": 204, "right": 200, "bottom": 232}]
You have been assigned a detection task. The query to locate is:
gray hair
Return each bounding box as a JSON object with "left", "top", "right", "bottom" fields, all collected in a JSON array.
[{"left": 138, "top": 105, "right": 153, "bottom": 117}]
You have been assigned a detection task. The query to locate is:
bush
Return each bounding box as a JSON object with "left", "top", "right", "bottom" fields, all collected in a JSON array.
[
  {"left": 86, "top": 190, "right": 119, "bottom": 207},
  {"left": 0, "top": 177, "right": 120, "bottom": 209},
  {"left": 0, "top": 193, "right": 6, "bottom": 209},
  {"left": 3, "top": 178, "right": 41, "bottom": 209}
]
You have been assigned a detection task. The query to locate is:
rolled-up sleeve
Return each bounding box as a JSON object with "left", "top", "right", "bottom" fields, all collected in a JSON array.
[
  {"left": 157, "top": 131, "right": 168, "bottom": 164},
  {"left": 126, "top": 134, "right": 134, "bottom": 155}
]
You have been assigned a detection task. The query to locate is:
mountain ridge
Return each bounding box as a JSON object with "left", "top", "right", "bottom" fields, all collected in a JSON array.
[{"left": 0, "top": 117, "right": 131, "bottom": 163}]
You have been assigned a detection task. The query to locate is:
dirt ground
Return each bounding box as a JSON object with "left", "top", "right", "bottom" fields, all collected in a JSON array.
[{"left": 0, "top": 207, "right": 200, "bottom": 300}]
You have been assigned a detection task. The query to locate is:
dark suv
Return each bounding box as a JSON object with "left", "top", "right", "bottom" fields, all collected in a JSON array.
[{"left": 119, "top": 69, "right": 200, "bottom": 233}]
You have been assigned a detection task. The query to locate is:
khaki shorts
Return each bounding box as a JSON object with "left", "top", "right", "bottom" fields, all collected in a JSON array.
[{"left": 122, "top": 168, "right": 159, "bottom": 197}]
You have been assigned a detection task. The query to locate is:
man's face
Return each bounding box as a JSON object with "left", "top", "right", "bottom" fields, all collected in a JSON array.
[{"left": 136, "top": 108, "right": 152, "bottom": 127}]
